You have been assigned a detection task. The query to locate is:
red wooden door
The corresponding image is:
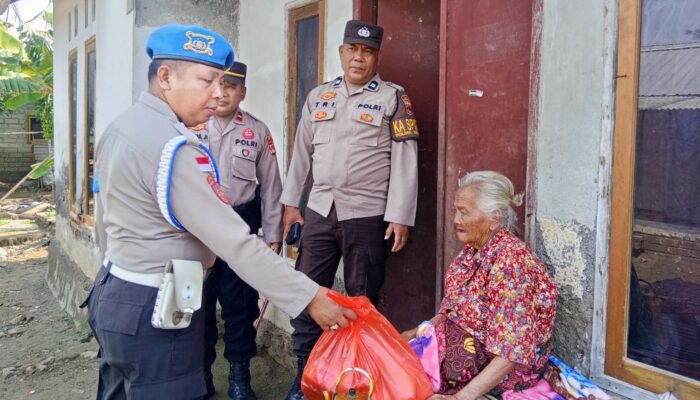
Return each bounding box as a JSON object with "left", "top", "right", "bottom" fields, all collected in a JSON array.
[
  {"left": 439, "top": 0, "right": 533, "bottom": 269},
  {"left": 354, "top": 0, "right": 534, "bottom": 329},
  {"left": 354, "top": 0, "right": 441, "bottom": 330}
]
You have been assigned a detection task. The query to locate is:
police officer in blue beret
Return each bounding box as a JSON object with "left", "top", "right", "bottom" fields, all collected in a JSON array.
[{"left": 83, "top": 24, "right": 355, "bottom": 400}]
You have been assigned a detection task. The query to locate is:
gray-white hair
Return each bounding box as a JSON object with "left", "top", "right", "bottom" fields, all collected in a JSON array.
[{"left": 458, "top": 171, "right": 523, "bottom": 231}]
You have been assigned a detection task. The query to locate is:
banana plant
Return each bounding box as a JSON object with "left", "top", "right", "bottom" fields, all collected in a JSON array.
[{"left": 0, "top": 11, "right": 53, "bottom": 139}]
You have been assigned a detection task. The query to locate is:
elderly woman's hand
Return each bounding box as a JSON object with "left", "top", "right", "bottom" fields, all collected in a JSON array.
[
  {"left": 400, "top": 327, "right": 418, "bottom": 342},
  {"left": 428, "top": 394, "right": 457, "bottom": 400}
]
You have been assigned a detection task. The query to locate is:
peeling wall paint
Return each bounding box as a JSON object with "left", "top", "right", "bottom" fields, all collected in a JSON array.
[
  {"left": 531, "top": 0, "right": 609, "bottom": 376},
  {"left": 537, "top": 218, "right": 587, "bottom": 298},
  {"left": 534, "top": 217, "right": 596, "bottom": 373}
]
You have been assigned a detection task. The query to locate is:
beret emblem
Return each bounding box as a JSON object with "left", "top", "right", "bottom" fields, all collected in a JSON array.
[{"left": 184, "top": 31, "right": 215, "bottom": 56}]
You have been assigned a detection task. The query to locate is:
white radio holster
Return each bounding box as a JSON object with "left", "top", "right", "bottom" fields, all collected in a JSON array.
[{"left": 151, "top": 259, "right": 204, "bottom": 329}]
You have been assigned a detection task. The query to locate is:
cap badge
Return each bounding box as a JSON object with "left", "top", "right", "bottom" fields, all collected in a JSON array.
[
  {"left": 358, "top": 26, "right": 371, "bottom": 38},
  {"left": 184, "top": 31, "right": 215, "bottom": 56}
]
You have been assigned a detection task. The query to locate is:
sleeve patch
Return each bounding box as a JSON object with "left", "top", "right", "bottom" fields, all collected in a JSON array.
[
  {"left": 391, "top": 117, "right": 419, "bottom": 141},
  {"left": 401, "top": 94, "right": 414, "bottom": 116},
  {"left": 206, "top": 175, "right": 231, "bottom": 205},
  {"left": 390, "top": 91, "right": 419, "bottom": 141},
  {"left": 265, "top": 133, "right": 277, "bottom": 156}
]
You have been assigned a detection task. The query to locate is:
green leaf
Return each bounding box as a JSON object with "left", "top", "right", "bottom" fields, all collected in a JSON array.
[
  {"left": 42, "top": 11, "right": 53, "bottom": 27},
  {"left": 2, "top": 92, "right": 43, "bottom": 110},
  {"left": 0, "top": 73, "right": 38, "bottom": 94},
  {"left": 0, "top": 24, "right": 21, "bottom": 54},
  {"left": 29, "top": 156, "right": 54, "bottom": 180}
]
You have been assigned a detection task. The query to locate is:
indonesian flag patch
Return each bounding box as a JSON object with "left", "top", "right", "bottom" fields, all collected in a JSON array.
[{"left": 196, "top": 156, "right": 213, "bottom": 172}]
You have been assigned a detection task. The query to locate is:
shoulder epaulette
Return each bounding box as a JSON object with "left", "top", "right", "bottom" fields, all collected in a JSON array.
[
  {"left": 242, "top": 110, "right": 261, "bottom": 123},
  {"left": 385, "top": 81, "right": 405, "bottom": 92}
]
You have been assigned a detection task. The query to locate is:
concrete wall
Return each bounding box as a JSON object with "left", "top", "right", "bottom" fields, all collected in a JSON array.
[
  {"left": 237, "top": 0, "right": 353, "bottom": 332},
  {"left": 0, "top": 106, "right": 35, "bottom": 182},
  {"left": 532, "top": 0, "right": 615, "bottom": 380}
]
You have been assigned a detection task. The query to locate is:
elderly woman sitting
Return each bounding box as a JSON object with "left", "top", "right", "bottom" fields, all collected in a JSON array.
[{"left": 403, "top": 171, "right": 558, "bottom": 400}]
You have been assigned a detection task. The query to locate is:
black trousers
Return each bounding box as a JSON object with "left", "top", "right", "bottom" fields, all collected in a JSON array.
[
  {"left": 85, "top": 265, "right": 206, "bottom": 400},
  {"left": 203, "top": 196, "right": 262, "bottom": 368},
  {"left": 291, "top": 206, "right": 388, "bottom": 357}
]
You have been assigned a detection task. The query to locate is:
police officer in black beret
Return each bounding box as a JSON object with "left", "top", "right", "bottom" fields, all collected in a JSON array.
[{"left": 281, "top": 19, "right": 419, "bottom": 400}]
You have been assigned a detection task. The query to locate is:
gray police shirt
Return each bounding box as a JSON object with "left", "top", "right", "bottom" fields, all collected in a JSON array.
[{"left": 94, "top": 92, "right": 317, "bottom": 318}]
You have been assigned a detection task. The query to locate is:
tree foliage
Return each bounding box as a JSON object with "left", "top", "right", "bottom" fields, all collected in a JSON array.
[{"left": 0, "top": 11, "right": 53, "bottom": 139}]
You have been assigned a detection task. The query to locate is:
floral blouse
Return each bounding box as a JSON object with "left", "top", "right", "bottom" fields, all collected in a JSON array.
[{"left": 439, "top": 229, "right": 558, "bottom": 367}]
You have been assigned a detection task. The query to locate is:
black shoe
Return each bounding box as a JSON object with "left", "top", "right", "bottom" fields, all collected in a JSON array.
[
  {"left": 204, "top": 368, "right": 215, "bottom": 399},
  {"left": 228, "top": 360, "right": 257, "bottom": 400},
  {"left": 284, "top": 357, "right": 307, "bottom": 400}
]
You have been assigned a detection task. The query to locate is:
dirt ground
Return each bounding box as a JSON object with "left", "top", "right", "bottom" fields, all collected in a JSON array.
[{"left": 0, "top": 188, "right": 295, "bottom": 400}]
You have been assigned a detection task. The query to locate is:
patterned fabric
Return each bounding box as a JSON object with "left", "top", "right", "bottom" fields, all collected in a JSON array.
[
  {"left": 437, "top": 317, "right": 490, "bottom": 394},
  {"left": 438, "top": 229, "right": 558, "bottom": 392},
  {"left": 436, "top": 317, "right": 551, "bottom": 395}
]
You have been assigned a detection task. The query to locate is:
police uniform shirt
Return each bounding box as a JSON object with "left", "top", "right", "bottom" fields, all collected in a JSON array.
[
  {"left": 199, "top": 109, "right": 283, "bottom": 243},
  {"left": 94, "top": 92, "right": 317, "bottom": 318},
  {"left": 280, "top": 74, "right": 419, "bottom": 226}
]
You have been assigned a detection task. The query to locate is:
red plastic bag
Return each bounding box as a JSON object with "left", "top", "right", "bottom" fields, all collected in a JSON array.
[{"left": 302, "top": 291, "right": 434, "bottom": 400}]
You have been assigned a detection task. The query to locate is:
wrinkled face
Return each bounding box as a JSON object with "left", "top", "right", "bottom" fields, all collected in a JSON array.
[
  {"left": 339, "top": 43, "right": 380, "bottom": 86},
  {"left": 216, "top": 80, "right": 246, "bottom": 117},
  {"left": 453, "top": 186, "right": 500, "bottom": 249},
  {"left": 160, "top": 62, "right": 224, "bottom": 126}
]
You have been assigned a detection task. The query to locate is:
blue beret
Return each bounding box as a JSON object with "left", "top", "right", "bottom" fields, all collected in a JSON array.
[{"left": 146, "top": 24, "right": 234, "bottom": 70}]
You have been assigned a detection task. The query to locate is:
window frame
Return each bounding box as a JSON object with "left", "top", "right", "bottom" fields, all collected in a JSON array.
[
  {"left": 68, "top": 48, "right": 79, "bottom": 221},
  {"left": 605, "top": 1, "right": 700, "bottom": 397},
  {"left": 82, "top": 36, "right": 97, "bottom": 227},
  {"left": 286, "top": 0, "right": 325, "bottom": 168},
  {"left": 285, "top": 1, "right": 325, "bottom": 259},
  {"left": 74, "top": 6, "right": 78, "bottom": 37},
  {"left": 24, "top": 114, "right": 45, "bottom": 144}
]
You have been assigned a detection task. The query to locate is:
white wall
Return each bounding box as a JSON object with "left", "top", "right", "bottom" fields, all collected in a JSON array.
[
  {"left": 238, "top": 0, "right": 351, "bottom": 171},
  {"left": 238, "top": 0, "right": 352, "bottom": 330},
  {"left": 52, "top": 0, "right": 132, "bottom": 279},
  {"left": 53, "top": 0, "right": 94, "bottom": 251},
  {"left": 95, "top": 0, "right": 134, "bottom": 139}
]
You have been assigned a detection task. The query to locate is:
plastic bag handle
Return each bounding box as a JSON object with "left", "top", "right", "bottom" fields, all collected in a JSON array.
[
  {"left": 326, "top": 290, "right": 372, "bottom": 318},
  {"left": 332, "top": 367, "right": 374, "bottom": 399}
]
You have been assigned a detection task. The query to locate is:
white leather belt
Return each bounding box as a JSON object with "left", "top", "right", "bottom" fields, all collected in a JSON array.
[{"left": 105, "top": 259, "right": 162, "bottom": 288}]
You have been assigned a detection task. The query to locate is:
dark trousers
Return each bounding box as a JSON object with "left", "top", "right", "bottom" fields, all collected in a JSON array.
[
  {"left": 291, "top": 206, "right": 388, "bottom": 357},
  {"left": 85, "top": 265, "right": 206, "bottom": 400},
  {"left": 203, "top": 197, "right": 262, "bottom": 368}
]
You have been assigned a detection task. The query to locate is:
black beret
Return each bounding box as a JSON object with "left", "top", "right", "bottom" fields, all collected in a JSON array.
[
  {"left": 223, "top": 61, "right": 246, "bottom": 85},
  {"left": 343, "top": 20, "right": 383, "bottom": 49}
]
